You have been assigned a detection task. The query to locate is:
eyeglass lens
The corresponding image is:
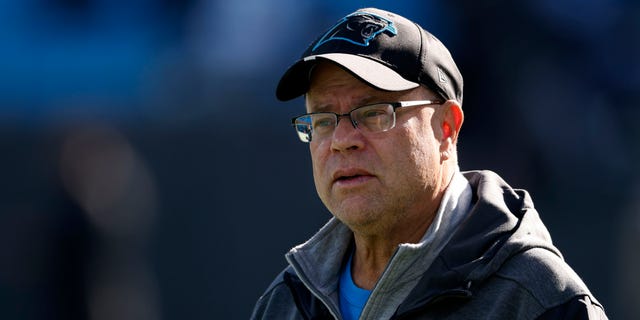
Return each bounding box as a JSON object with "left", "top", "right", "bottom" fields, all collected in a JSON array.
[{"left": 293, "top": 104, "right": 396, "bottom": 142}]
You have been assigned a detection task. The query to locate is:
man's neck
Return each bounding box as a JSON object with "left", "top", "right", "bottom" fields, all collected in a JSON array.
[
  {"left": 350, "top": 198, "right": 440, "bottom": 290},
  {"left": 349, "top": 168, "right": 456, "bottom": 290}
]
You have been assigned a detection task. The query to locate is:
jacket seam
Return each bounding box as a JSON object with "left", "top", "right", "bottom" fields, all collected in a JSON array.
[
  {"left": 493, "top": 273, "right": 546, "bottom": 308},
  {"left": 259, "top": 279, "right": 288, "bottom": 302},
  {"left": 492, "top": 272, "right": 591, "bottom": 316}
]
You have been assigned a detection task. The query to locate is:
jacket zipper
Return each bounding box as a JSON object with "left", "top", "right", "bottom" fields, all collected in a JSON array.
[{"left": 391, "top": 288, "right": 473, "bottom": 320}]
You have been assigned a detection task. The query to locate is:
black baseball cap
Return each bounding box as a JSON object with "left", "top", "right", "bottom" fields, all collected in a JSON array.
[{"left": 275, "top": 7, "right": 463, "bottom": 104}]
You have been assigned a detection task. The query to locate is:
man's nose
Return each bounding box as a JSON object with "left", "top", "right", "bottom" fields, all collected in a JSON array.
[{"left": 330, "top": 115, "right": 364, "bottom": 151}]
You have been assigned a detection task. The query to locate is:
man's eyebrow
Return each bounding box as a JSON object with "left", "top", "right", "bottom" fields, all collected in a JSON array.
[
  {"left": 308, "top": 95, "right": 381, "bottom": 113},
  {"left": 307, "top": 103, "right": 331, "bottom": 113},
  {"left": 357, "top": 96, "right": 378, "bottom": 105}
]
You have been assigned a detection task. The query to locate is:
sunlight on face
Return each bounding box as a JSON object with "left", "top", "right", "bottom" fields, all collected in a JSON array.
[{"left": 306, "top": 62, "right": 447, "bottom": 236}]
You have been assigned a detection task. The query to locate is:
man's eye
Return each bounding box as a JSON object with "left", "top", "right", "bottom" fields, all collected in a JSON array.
[
  {"left": 362, "top": 109, "right": 387, "bottom": 118},
  {"left": 313, "top": 117, "right": 334, "bottom": 128}
]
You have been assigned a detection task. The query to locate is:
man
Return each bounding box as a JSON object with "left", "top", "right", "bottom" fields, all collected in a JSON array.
[{"left": 251, "top": 7, "right": 607, "bottom": 320}]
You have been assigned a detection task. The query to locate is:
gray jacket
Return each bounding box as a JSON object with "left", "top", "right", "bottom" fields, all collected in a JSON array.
[{"left": 250, "top": 170, "right": 607, "bottom": 319}]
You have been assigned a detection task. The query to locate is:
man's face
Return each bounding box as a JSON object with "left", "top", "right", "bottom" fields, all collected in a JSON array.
[{"left": 306, "top": 62, "right": 447, "bottom": 235}]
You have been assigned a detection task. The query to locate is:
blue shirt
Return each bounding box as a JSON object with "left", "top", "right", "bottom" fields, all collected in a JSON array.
[{"left": 339, "top": 252, "right": 372, "bottom": 320}]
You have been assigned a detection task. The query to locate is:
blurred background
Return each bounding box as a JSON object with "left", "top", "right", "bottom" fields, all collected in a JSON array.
[{"left": 0, "top": 0, "right": 638, "bottom": 319}]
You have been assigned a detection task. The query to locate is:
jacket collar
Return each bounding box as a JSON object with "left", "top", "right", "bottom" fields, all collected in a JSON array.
[{"left": 395, "top": 170, "right": 561, "bottom": 315}]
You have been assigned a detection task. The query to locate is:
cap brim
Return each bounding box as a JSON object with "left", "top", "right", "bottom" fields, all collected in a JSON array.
[{"left": 276, "top": 53, "right": 420, "bottom": 101}]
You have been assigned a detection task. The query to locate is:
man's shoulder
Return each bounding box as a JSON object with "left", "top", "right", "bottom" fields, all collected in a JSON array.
[
  {"left": 496, "top": 247, "right": 599, "bottom": 309},
  {"left": 465, "top": 247, "right": 608, "bottom": 319},
  {"left": 250, "top": 266, "right": 300, "bottom": 320},
  {"left": 260, "top": 265, "right": 295, "bottom": 297}
]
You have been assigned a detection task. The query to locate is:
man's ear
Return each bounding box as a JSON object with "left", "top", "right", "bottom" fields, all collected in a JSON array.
[
  {"left": 439, "top": 100, "right": 464, "bottom": 161},
  {"left": 441, "top": 100, "right": 463, "bottom": 142}
]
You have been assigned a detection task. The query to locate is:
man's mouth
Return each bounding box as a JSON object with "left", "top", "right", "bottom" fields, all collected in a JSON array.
[
  {"left": 336, "top": 174, "right": 360, "bottom": 181},
  {"left": 332, "top": 169, "right": 374, "bottom": 186}
]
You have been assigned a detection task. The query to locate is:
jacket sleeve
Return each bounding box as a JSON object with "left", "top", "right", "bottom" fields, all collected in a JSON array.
[{"left": 535, "top": 295, "right": 608, "bottom": 320}]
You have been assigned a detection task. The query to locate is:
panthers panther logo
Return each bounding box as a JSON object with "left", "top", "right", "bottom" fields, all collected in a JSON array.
[{"left": 312, "top": 11, "right": 397, "bottom": 52}]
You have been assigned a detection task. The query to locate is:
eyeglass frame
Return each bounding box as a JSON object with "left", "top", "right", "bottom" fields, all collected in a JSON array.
[{"left": 291, "top": 100, "right": 444, "bottom": 143}]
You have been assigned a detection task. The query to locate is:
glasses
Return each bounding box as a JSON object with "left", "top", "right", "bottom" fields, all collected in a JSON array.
[{"left": 291, "top": 100, "right": 443, "bottom": 143}]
